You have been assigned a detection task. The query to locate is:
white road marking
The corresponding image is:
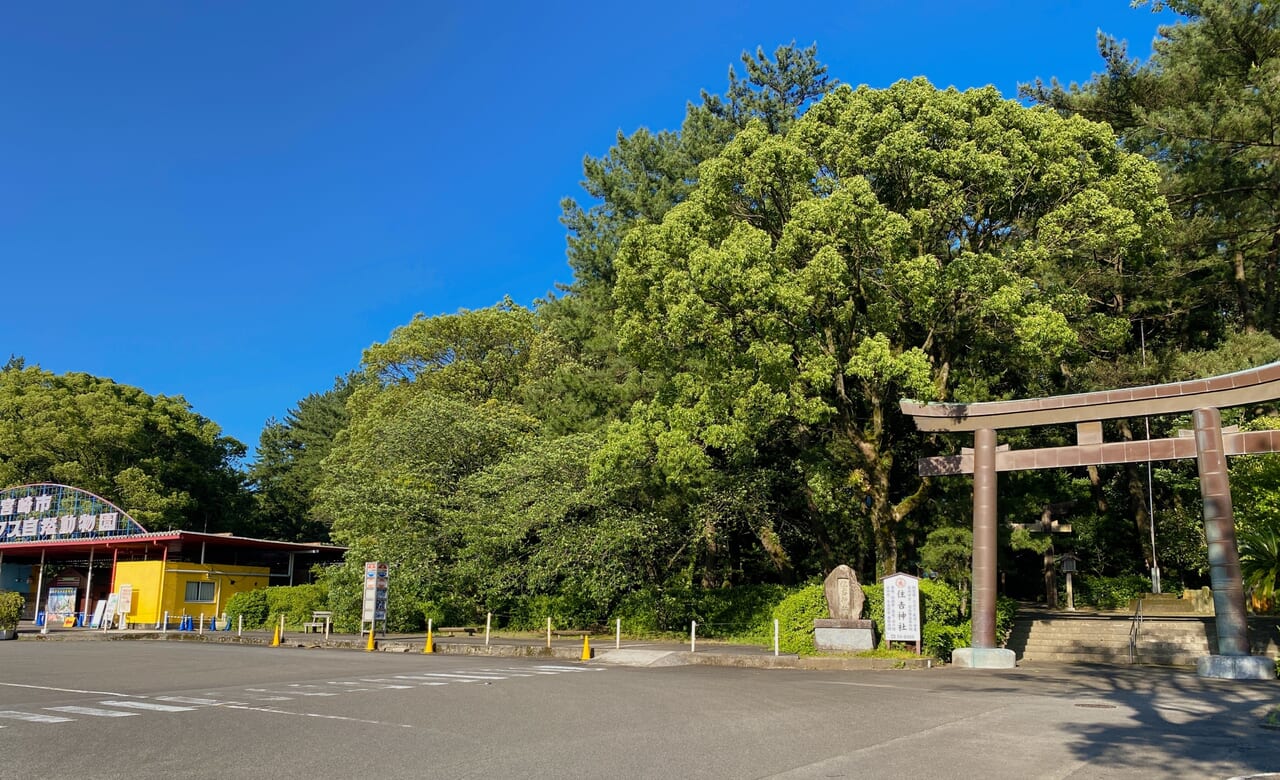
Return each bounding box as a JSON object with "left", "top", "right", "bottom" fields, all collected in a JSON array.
[
  {"left": 46, "top": 706, "right": 137, "bottom": 718},
  {"left": 157, "top": 697, "right": 223, "bottom": 705},
  {"left": 98, "top": 700, "right": 195, "bottom": 712},
  {"left": 476, "top": 669, "right": 536, "bottom": 677},
  {"left": 409, "top": 672, "right": 507, "bottom": 681},
  {"left": 225, "top": 704, "right": 412, "bottom": 728},
  {"left": 0, "top": 710, "right": 74, "bottom": 723},
  {"left": 532, "top": 665, "right": 595, "bottom": 672},
  {"left": 0, "top": 682, "right": 137, "bottom": 697},
  {"left": 357, "top": 680, "right": 415, "bottom": 688}
]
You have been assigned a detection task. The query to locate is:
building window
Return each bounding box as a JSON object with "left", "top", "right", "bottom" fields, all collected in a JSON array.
[{"left": 184, "top": 581, "right": 215, "bottom": 602}]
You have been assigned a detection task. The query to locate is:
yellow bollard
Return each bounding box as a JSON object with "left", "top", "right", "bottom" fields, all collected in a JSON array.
[
  {"left": 366, "top": 626, "right": 376, "bottom": 652},
  {"left": 423, "top": 620, "right": 434, "bottom": 654},
  {"left": 270, "top": 623, "right": 280, "bottom": 648},
  {"left": 581, "top": 634, "right": 591, "bottom": 661}
]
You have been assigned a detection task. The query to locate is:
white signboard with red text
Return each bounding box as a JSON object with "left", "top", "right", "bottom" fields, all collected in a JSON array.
[{"left": 882, "top": 572, "right": 921, "bottom": 643}]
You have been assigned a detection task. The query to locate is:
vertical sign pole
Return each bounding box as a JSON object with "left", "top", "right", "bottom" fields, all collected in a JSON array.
[{"left": 36, "top": 549, "right": 47, "bottom": 635}]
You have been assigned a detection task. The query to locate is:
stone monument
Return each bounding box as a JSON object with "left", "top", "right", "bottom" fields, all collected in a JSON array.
[{"left": 813, "top": 565, "right": 876, "bottom": 651}]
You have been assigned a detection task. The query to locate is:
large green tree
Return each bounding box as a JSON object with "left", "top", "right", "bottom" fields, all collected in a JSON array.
[
  {"left": 609, "top": 79, "right": 1171, "bottom": 577},
  {"left": 0, "top": 362, "right": 248, "bottom": 531},
  {"left": 1024, "top": 0, "right": 1280, "bottom": 341},
  {"left": 246, "top": 375, "right": 354, "bottom": 542}
]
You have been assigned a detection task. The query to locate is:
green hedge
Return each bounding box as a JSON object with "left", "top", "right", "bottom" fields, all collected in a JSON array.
[
  {"left": 225, "top": 585, "right": 326, "bottom": 629},
  {"left": 225, "top": 589, "right": 269, "bottom": 628},
  {"left": 1069, "top": 575, "right": 1153, "bottom": 610}
]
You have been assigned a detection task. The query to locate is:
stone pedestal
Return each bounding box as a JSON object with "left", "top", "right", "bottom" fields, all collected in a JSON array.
[
  {"left": 813, "top": 619, "right": 875, "bottom": 652},
  {"left": 951, "top": 647, "right": 1017, "bottom": 669},
  {"left": 1196, "top": 655, "right": 1275, "bottom": 680}
]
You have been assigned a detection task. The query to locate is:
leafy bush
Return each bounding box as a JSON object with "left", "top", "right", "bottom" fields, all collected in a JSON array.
[
  {"left": 923, "top": 622, "right": 970, "bottom": 659},
  {"left": 1071, "top": 575, "right": 1152, "bottom": 610},
  {"left": 0, "top": 591, "right": 24, "bottom": 630},
  {"left": 225, "top": 589, "right": 269, "bottom": 629},
  {"left": 771, "top": 584, "right": 827, "bottom": 655},
  {"left": 265, "top": 584, "right": 327, "bottom": 628}
]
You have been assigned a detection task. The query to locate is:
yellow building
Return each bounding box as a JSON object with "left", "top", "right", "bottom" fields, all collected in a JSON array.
[
  {"left": 0, "top": 485, "right": 345, "bottom": 628},
  {"left": 113, "top": 560, "right": 271, "bottom": 626}
]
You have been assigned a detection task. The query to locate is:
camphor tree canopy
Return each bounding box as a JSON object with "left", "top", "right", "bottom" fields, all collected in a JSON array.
[
  {"left": 0, "top": 360, "right": 248, "bottom": 532},
  {"left": 608, "top": 78, "right": 1171, "bottom": 577}
]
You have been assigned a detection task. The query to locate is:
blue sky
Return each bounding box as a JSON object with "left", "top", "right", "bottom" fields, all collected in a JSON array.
[{"left": 1, "top": 1, "right": 1174, "bottom": 457}]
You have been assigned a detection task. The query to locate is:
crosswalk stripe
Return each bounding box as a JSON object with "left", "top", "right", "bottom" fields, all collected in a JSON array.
[
  {"left": 99, "top": 700, "right": 195, "bottom": 712},
  {"left": 410, "top": 672, "right": 507, "bottom": 681},
  {"left": 532, "top": 665, "right": 591, "bottom": 672},
  {"left": 46, "top": 706, "right": 137, "bottom": 718},
  {"left": 157, "top": 697, "right": 222, "bottom": 705},
  {"left": 0, "top": 710, "right": 74, "bottom": 723}
]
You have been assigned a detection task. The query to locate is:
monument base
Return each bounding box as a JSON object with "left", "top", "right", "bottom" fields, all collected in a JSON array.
[
  {"left": 1196, "top": 655, "right": 1275, "bottom": 680},
  {"left": 813, "top": 619, "right": 875, "bottom": 652},
  {"left": 951, "top": 647, "right": 1017, "bottom": 669}
]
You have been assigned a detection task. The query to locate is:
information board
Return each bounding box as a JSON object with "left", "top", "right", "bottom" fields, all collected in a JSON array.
[
  {"left": 361, "top": 561, "right": 388, "bottom": 622},
  {"left": 882, "top": 572, "right": 921, "bottom": 642}
]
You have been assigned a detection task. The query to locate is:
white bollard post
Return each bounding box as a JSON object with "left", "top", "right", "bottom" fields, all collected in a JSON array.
[
  {"left": 691, "top": 620, "right": 697, "bottom": 653},
  {"left": 485, "top": 612, "right": 491, "bottom": 646},
  {"left": 238, "top": 614, "right": 243, "bottom": 637},
  {"left": 198, "top": 614, "right": 204, "bottom": 635},
  {"left": 616, "top": 618, "right": 621, "bottom": 650},
  {"left": 774, "top": 619, "right": 779, "bottom": 657},
  {"left": 279, "top": 613, "right": 285, "bottom": 641},
  {"left": 162, "top": 611, "right": 169, "bottom": 634},
  {"left": 546, "top": 617, "right": 552, "bottom": 649}
]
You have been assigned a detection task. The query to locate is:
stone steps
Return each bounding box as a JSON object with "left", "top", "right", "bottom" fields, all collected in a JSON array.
[{"left": 1006, "top": 614, "right": 1214, "bottom": 666}]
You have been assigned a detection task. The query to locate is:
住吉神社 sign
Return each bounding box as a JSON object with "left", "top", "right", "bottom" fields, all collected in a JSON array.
[{"left": 882, "top": 572, "right": 921, "bottom": 642}]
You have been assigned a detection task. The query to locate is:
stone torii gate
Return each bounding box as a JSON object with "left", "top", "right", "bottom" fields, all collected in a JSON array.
[{"left": 900, "top": 361, "right": 1280, "bottom": 678}]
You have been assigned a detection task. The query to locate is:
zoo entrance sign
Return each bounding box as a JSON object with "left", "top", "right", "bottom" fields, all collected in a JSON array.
[{"left": 0, "top": 484, "right": 148, "bottom": 542}]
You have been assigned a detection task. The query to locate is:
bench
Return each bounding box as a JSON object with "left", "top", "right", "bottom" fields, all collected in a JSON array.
[
  {"left": 435, "top": 626, "right": 477, "bottom": 636},
  {"left": 302, "top": 611, "right": 333, "bottom": 634}
]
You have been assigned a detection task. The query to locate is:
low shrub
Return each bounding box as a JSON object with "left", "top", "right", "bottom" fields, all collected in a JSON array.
[
  {"left": 771, "top": 583, "right": 827, "bottom": 655},
  {"left": 225, "top": 589, "right": 269, "bottom": 629},
  {"left": 265, "top": 583, "right": 327, "bottom": 628},
  {"left": 0, "top": 590, "right": 24, "bottom": 630},
  {"left": 1072, "top": 575, "right": 1152, "bottom": 610}
]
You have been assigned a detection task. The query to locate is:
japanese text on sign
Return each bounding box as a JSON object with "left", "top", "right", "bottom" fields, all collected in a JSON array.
[{"left": 882, "top": 572, "right": 921, "bottom": 642}]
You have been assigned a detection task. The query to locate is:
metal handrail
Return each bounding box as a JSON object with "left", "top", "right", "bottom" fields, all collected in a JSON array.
[{"left": 1128, "top": 598, "right": 1144, "bottom": 664}]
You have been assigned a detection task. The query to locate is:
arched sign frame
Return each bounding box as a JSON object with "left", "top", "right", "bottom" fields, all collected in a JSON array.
[{"left": 0, "top": 483, "right": 148, "bottom": 543}]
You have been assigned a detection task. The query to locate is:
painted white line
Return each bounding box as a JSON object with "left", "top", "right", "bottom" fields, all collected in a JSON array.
[
  {"left": 358, "top": 680, "right": 415, "bottom": 688},
  {"left": 0, "top": 710, "right": 74, "bottom": 723},
  {"left": 248, "top": 696, "right": 293, "bottom": 701},
  {"left": 476, "top": 669, "right": 535, "bottom": 677},
  {"left": 0, "top": 682, "right": 136, "bottom": 697},
  {"left": 411, "top": 673, "right": 507, "bottom": 681},
  {"left": 246, "top": 688, "right": 337, "bottom": 697},
  {"left": 225, "top": 704, "right": 412, "bottom": 728},
  {"left": 157, "top": 697, "right": 223, "bottom": 705},
  {"left": 99, "top": 700, "right": 195, "bottom": 712},
  {"left": 327, "top": 681, "right": 365, "bottom": 686},
  {"left": 46, "top": 706, "right": 137, "bottom": 718},
  {"left": 532, "top": 665, "right": 592, "bottom": 672}
]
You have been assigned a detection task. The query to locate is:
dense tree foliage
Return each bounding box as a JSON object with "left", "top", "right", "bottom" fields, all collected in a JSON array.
[
  {"left": 0, "top": 361, "right": 249, "bottom": 531},
  {"left": 25, "top": 17, "right": 1280, "bottom": 626},
  {"left": 245, "top": 376, "right": 354, "bottom": 541}
]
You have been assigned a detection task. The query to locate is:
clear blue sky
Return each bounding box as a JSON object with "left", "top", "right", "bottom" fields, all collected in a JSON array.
[{"left": 1, "top": 1, "right": 1174, "bottom": 457}]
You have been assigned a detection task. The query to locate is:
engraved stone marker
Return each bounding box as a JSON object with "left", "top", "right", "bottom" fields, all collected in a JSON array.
[{"left": 814, "top": 565, "right": 874, "bottom": 651}]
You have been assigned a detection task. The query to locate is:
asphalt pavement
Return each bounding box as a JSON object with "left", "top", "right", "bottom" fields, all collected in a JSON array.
[{"left": 0, "top": 623, "right": 1277, "bottom": 778}]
